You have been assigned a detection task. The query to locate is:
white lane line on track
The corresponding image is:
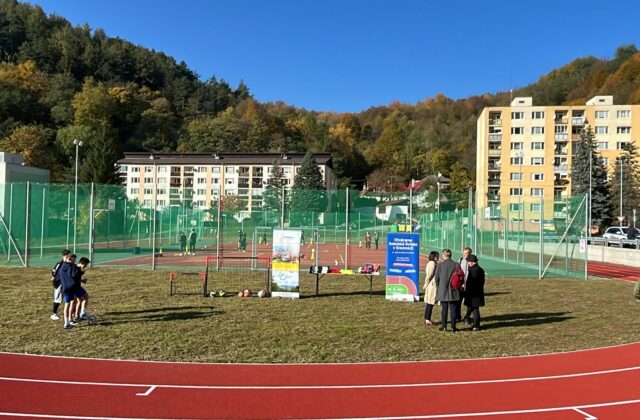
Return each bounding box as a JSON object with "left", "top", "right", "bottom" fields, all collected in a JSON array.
[
  {"left": 573, "top": 407, "right": 598, "bottom": 420},
  {"left": 1, "top": 365, "right": 639, "bottom": 391},
  {"left": 1, "top": 398, "right": 640, "bottom": 420},
  {"left": 135, "top": 385, "right": 156, "bottom": 397}
]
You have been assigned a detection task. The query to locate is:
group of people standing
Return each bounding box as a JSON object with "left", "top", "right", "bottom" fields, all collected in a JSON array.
[
  {"left": 423, "top": 247, "right": 485, "bottom": 332},
  {"left": 179, "top": 228, "right": 198, "bottom": 256},
  {"left": 364, "top": 231, "right": 380, "bottom": 250},
  {"left": 50, "top": 249, "right": 92, "bottom": 329}
]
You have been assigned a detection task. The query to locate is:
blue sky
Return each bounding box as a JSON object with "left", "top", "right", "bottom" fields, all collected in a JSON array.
[{"left": 28, "top": 0, "right": 640, "bottom": 113}]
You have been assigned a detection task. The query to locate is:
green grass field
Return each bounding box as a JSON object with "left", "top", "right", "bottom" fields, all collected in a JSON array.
[{"left": 0, "top": 267, "right": 637, "bottom": 363}]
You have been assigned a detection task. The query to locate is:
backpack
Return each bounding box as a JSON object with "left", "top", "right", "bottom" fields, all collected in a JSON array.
[{"left": 450, "top": 264, "right": 465, "bottom": 290}]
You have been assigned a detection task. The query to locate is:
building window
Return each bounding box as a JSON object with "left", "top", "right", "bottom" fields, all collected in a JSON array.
[
  {"left": 530, "top": 203, "right": 541, "bottom": 212},
  {"left": 511, "top": 142, "right": 523, "bottom": 150},
  {"left": 595, "top": 126, "right": 608, "bottom": 134},
  {"left": 531, "top": 111, "right": 545, "bottom": 119},
  {"left": 595, "top": 110, "right": 609, "bottom": 119},
  {"left": 158, "top": 177, "right": 167, "bottom": 184},
  {"left": 144, "top": 188, "right": 153, "bottom": 195},
  {"left": 143, "top": 199, "right": 152, "bottom": 207},
  {"left": 118, "top": 165, "right": 128, "bottom": 173},
  {"left": 511, "top": 127, "right": 525, "bottom": 135},
  {"left": 213, "top": 178, "right": 219, "bottom": 184},
  {"left": 157, "top": 200, "right": 166, "bottom": 207},
  {"left": 531, "top": 157, "right": 544, "bottom": 165},
  {"left": 130, "top": 188, "right": 139, "bottom": 195},
  {"left": 225, "top": 166, "right": 235, "bottom": 174},
  {"left": 554, "top": 125, "right": 568, "bottom": 133},
  {"left": 509, "top": 203, "right": 522, "bottom": 211},
  {"left": 212, "top": 167, "right": 221, "bottom": 174},
  {"left": 197, "top": 166, "right": 207, "bottom": 173},
  {"left": 226, "top": 178, "right": 234, "bottom": 185},
  {"left": 617, "top": 142, "right": 630, "bottom": 150},
  {"left": 283, "top": 167, "right": 292, "bottom": 174},
  {"left": 510, "top": 172, "right": 523, "bottom": 181},
  {"left": 531, "top": 126, "right": 545, "bottom": 135},
  {"left": 158, "top": 167, "right": 167, "bottom": 173},
  {"left": 145, "top": 166, "right": 153, "bottom": 173},
  {"left": 597, "top": 142, "right": 608, "bottom": 150},
  {"left": 601, "top": 157, "right": 609, "bottom": 166},
  {"left": 211, "top": 189, "right": 219, "bottom": 196},
  {"left": 131, "top": 166, "right": 140, "bottom": 173},
  {"left": 184, "top": 166, "right": 193, "bottom": 173},
  {"left": 510, "top": 156, "right": 523, "bottom": 165},
  {"left": 531, "top": 142, "right": 544, "bottom": 150},
  {"left": 197, "top": 178, "right": 206, "bottom": 184},
  {"left": 197, "top": 189, "right": 206, "bottom": 195},
  {"left": 157, "top": 189, "right": 166, "bottom": 195},
  {"left": 225, "top": 189, "right": 236, "bottom": 195},
  {"left": 510, "top": 188, "right": 522, "bottom": 196},
  {"left": 511, "top": 112, "right": 524, "bottom": 120},
  {"left": 617, "top": 110, "right": 631, "bottom": 118},
  {"left": 532, "top": 173, "right": 544, "bottom": 181},
  {"left": 531, "top": 188, "right": 543, "bottom": 196},
  {"left": 142, "top": 177, "right": 152, "bottom": 183},
  {"left": 617, "top": 126, "right": 631, "bottom": 134},
  {"left": 130, "top": 177, "right": 140, "bottom": 184}
]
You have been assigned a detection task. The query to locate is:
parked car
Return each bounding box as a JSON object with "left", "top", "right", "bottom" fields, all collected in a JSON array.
[{"left": 602, "top": 227, "right": 640, "bottom": 247}]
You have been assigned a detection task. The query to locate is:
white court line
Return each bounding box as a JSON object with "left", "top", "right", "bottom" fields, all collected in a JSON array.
[
  {"left": 1, "top": 365, "right": 639, "bottom": 391},
  {"left": 135, "top": 385, "right": 156, "bottom": 397},
  {"left": 573, "top": 407, "right": 597, "bottom": 420},
  {"left": 1, "top": 398, "right": 640, "bottom": 420}
]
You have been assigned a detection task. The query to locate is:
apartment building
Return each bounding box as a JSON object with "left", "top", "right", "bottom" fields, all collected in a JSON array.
[
  {"left": 116, "top": 152, "right": 333, "bottom": 216},
  {"left": 476, "top": 96, "right": 640, "bottom": 224}
]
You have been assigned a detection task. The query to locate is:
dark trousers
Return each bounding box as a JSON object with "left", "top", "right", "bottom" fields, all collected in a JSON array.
[
  {"left": 441, "top": 301, "right": 458, "bottom": 330},
  {"left": 424, "top": 303, "right": 434, "bottom": 321},
  {"left": 465, "top": 305, "right": 481, "bottom": 328},
  {"left": 455, "top": 299, "right": 462, "bottom": 321}
]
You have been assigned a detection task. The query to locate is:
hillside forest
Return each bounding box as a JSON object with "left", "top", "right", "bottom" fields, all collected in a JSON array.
[{"left": 1, "top": 1, "right": 640, "bottom": 194}]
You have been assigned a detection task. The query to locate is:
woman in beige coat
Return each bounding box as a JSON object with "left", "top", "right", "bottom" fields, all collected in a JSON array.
[{"left": 423, "top": 250, "right": 439, "bottom": 325}]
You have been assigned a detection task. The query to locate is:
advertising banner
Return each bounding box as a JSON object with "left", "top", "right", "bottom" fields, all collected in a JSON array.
[
  {"left": 271, "top": 229, "right": 302, "bottom": 299},
  {"left": 385, "top": 233, "right": 421, "bottom": 301}
]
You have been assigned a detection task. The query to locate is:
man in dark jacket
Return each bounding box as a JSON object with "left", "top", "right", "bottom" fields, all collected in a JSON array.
[
  {"left": 434, "top": 249, "right": 463, "bottom": 332},
  {"left": 463, "top": 254, "right": 485, "bottom": 331},
  {"left": 57, "top": 254, "right": 89, "bottom": 329}
]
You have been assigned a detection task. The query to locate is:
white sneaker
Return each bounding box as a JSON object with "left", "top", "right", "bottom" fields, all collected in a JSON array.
[
  {"left": 64, "top": 323, "right": 73, "bottom": 329},
  {"left": 80, "top": 312, "right": 90, "bottom": 321},
  {"left": 50, "top": 313, "right": 60, "bottom": 321}
]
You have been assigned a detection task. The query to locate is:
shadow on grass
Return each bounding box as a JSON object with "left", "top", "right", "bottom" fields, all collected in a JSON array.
[
  {"left": 482, "top": 311, "right": 573, "bottom": 329},
  {"left": 484, "top": 291, "right": 511, "bottom": 297},
  {"left": 305, "top": 290, "right": 386, "bottom": 298},
  {"left": 104, "top": 306, "right": 208, "bottom": 315},
  {"left": 99, "top": 308, "right": 223, "bottom": 326}
]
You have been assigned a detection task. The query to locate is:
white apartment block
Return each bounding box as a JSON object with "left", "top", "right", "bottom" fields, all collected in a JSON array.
[{"left": 116, "top": 152, "right": 333, "bottom": 215}]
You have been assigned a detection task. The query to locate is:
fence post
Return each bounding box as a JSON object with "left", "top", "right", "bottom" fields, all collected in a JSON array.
[
  {"left": 216, "top": 185, "right": 221, "bottom": 267},
  {"left": 538, "top": 195, "right": 543, "bottom": 279},
  {"left": 66, "top": 191, "right": 71, "bottom": 249},
  {"left": 40, "top": 186, "right": 45, "bottom": 260},
  {"left": 7, "top": 183, "right": 13, "bottom": 262},
  {"left": 281, "top": 185, "right": 285, "bottom": 229},
  {"left": 584, "top": 193, "right": 589, "bottom": 281},
  {"left": 89, "top": 182, "right": 95, "bottom": 265},
  {"left": 344, "top": 188, "right": 349, "bottom": 270},
  {"left": 24, "top": 182, "right": 30, "bottom": 267}
]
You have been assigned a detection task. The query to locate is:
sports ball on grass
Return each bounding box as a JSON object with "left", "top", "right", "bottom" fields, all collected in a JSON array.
[
  {"left": 218, "top": 289, "right": 226, "bottom": 297},
  {"left": 243, "top": 289, "right": 252, "bottom": 297},
  {"left": 209, "top": 291, "right": 217, "bottom": 298},
  {"left": 238, "top": 291, "right": 244, "bottom": 297}
]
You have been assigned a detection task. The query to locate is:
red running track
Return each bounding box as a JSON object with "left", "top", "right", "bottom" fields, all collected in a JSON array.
[
  {"left": 588, "top": 261, "right": 640, "bottom": 282},
  {"left": 1, "top": 343, "right": 640, "bottom": 419}
]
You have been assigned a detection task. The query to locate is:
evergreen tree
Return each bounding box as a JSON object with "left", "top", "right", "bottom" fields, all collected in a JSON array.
[
  {"left": 262, "top": 159, "right": 286, "bottom": 213},
  {"left": 610, "top": 142, "right": 640, "bottom": 225},
  {"left": 571, "top": 126, "right": 613, "bottom": 231},
  {"left": 79, "top": 127, "right": 119, "bottom": 184},
  {"left": 290, "top": 151, "right": 327, "bottom": 225}
]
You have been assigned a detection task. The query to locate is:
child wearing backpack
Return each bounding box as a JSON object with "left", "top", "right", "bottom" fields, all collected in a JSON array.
[{"left": 49, "top": 249, "right": 71, "bottom": 321}]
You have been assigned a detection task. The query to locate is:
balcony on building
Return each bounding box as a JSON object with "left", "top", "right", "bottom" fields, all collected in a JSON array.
[
  {"left": 554, "top": 111, "right": 568, "bottom": 124},
  {"left": 554, "top": 145, "right": 568, "bottom": 155},
  {"left": 487, "top": 191, "right": 500, "bottom": 202},
  {"left": 488, "top": 143, "right": 502, "bottom": 156},
  {"left": 571, "top": 110, "right": 586, "bottom": 125},
  {"left": 488, "top": 159, "right": 501, "bottom": 171},
  {"left": 238, "top": 177, "right": 250, "bottom": 188},
  {"left": 238, "top": 166, "right": 250, "bottom": 176},
  {"left": 554, "top": 174, "right": 569, "bottom": 186},
  {"left": 553, "top": 163, "right": 568, "bottom": 174},
  {"left": 488, "top": 133, "right": 502, "bottom": 141},
  {"left": 553, "top": 189, "right": 568, "bottom": 202},
  {"left": 489, "top": 112, "right": 502, "bottom": 126},
  {"left": 488, "top": 176, "right": 501, "bottom": 186},
  {"left": 252, "top": 167, "right": 264, "bottom": 177},
  {"left": 554, "top": 132, "right": 568, "bottom": 142}
]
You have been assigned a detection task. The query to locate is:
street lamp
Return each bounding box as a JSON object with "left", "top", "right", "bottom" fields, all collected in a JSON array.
[
  {"left": 435, "top": 172, "right": 442, "bottom": 218},
  {"left": 73, "top": 139, "right": 83, "bottom": 253},
  {"left": 618, "top": 158, "right": 627, "bottom": 225},
  {"left": 517, "top": 151, "right": 524, "bottom": 263}
]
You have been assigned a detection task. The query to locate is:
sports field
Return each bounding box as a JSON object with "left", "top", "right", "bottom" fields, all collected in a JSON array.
[{"left": 2, "top": 266, "right": 637, "bottom": 363}]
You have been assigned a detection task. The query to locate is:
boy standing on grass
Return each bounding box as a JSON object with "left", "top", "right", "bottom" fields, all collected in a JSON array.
[
  {"left": 57, "top": 254, "right": 91, "bottom": 329},
  {"left": 188, "top": 228, "right": 197, "bottom": 255},
  {"left": 72, "top": 257, "right": 92, "bottom": 322},
  {"left": 179, "top": 232, "right": 187, "bottom": 256},
  {"left": 49, "top": 249, "right": 70, "bottom": 320}
]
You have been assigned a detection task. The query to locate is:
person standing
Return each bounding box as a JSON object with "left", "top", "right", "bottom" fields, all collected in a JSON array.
[
  {"left": 434, "top": 249, "right": 462, "bottom": 332},
  {"left": 463, "top": 255, "right": 485, "bottom": 331},
  {"left": 374, "top": 231, "right": 379, "bottom": 250},
  {"left": 188, "top": 228, "right": 197, "bottom": 255},
  {"left": 179, "top": 232, "right": 187, "bottom": 256},
  {"left": 458, "top": 247, "right": 472, "bottom": 323},
  {"left": 50, "top": 249, "right": 71, "bottom": 320},
  {"left": 365, "top": 232, "right": 372, "bottom": 250},
  {"left": 423, "top": 251, "right": 439, "bottom": 326},
  {"left": 57, "top": 254, "right": 90, "bottom": 329}
]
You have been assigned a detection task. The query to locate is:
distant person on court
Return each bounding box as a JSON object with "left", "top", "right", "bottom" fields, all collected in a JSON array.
[
  {"left": 458, "top": 247, "right": 472, "bottom": 323},
  {"left": 374, "top": 231, "right": 379, "bottom": 250},
  {"left": 434, "top": 248, "right": 463, "bottom": 332},
  {"left": 462, "top": 255, "right": 485, "bottom": 331},
  {"left": 49, "top": 249, "right": 71, "bottom": 321},
  {"left": 57, "top": 254, "right": 90, "bottom": 329},
  {"left": 238, "top": 230, "right": 243, "bottom": 251},
  {"left": 365, "top": 232, "right": 372, "bottom": 249},
  {"left": 179, "top": 232, "right": 187, "bottom": 256},
  {"left": 240, "top": 231, "right": 247, "bottom": 252},
  {"left": 301, "top": 231, "right": 305, "bottom": 245},
  {"left": 423, "top": 250, "right": 439, "bottom": 326},
  {"left": 188, "top": 228, "right": 197, "bottom": 255}
]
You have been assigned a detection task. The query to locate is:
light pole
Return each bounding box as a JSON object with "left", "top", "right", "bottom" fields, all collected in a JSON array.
[
  {"left": 73, "top": 139, "right": 83, "bottom": 253},
  {"left": 435, "top": 172, "right": 442, "bottom": 219},
  {"left": 517, "top": 151, "right": 524, "bottom": 263},
  {"left": 618, "top": 158, "right": 626, "bottom": 224},
  {"left": 588, "top": 149, "right": 592, "bottom": 235}
]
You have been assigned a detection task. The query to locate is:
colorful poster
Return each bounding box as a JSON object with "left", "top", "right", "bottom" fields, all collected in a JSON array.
[
  {"left": 271, "top": 229, "right": 302, "bottom": 299},
  {"left": 385, "top": 233, "right": 420, "bottom": 302}
]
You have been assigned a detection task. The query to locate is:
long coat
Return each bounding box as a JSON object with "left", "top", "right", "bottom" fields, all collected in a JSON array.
[
  {"left": 423, "top": 260, "right": 437, "bottom": 305},
  {"left": 463, "top": 264, "right": 485, "bottom": 307},
  {"left": 435, "top": 258, "right": 462, "bottom": 302}
]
